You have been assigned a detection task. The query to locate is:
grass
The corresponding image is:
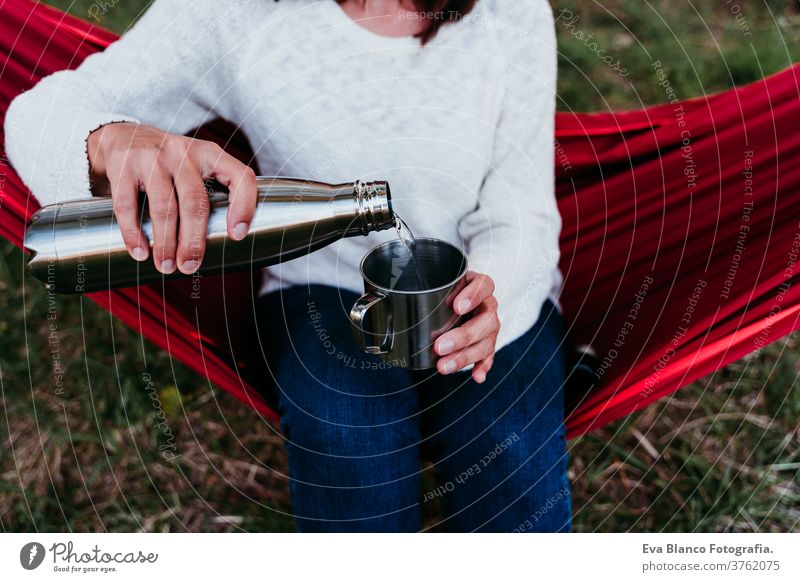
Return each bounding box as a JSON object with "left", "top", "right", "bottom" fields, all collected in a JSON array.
[{"left": 1, "top": 0, "right": 798, "bottom": 532}]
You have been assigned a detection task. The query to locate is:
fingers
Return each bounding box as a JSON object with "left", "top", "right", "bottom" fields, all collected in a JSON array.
[
  {"left": 143, "top": 167, "right": 179, "bottom": 274},
  {"left": 437, "top": 334, "right": 497, "bottom": 376},
  {"left": 434, "top": 300, "right": 500, "bottom": 357},
  {"left": 435, "top": 273, "right": 500, "bottom": 381},
  {"left": 173, "top": 161, "right": 210, "bottom": 274},
  {"left": 195, "top": 141, "right": 257, "bottom": 241},
  {"left": 453, "top": 271, "right": 496, "bottom": 315},
  {"left": 99, "top": 127, "right": 249, "bottom": 273},
  {"left": 472, "top": 354, "right": 495, "bottom": 384},
  {"left": 107, "top": 161, "right": 149, "bottom": 262}
]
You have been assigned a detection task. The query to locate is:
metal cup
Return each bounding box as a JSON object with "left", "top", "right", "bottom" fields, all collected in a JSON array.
[{"left": 350, "top": 238, "right": 468, "bottom": 370}]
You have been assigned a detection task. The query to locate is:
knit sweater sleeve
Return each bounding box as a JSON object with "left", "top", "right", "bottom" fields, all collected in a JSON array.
[
  {"left": 457, "top": 0, "right": 561, "bottom": 352},
  {"left": 3, "top": 0, "right": 229, "bottom": 207}
]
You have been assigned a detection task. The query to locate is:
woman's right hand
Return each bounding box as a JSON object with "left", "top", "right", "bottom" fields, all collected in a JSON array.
[{"left": 87, "top": 122, "right": 258, "bottom": 274}]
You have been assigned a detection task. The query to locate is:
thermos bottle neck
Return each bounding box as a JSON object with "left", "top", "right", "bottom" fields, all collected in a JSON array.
[{"left": 353, "top": 180, "right": 394, "bottom": 234}]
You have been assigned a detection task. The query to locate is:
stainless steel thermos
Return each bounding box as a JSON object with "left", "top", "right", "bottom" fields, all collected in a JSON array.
[{"left": 24, "top": 176, "right": 394, "bottom": 294}]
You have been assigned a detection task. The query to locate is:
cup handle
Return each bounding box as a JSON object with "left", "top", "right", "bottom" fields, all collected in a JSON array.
[{"left": 350, "top": 290, "right": 393, "bottom": 355}]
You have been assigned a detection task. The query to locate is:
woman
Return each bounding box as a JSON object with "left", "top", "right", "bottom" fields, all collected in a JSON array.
[{"left": 5, "top": 0, "right": 569, "bottom": 532}]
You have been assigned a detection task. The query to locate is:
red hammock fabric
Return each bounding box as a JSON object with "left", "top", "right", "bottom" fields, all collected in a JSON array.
[{"left": 2, "top": 0, "right": 799, "bottom": 439}]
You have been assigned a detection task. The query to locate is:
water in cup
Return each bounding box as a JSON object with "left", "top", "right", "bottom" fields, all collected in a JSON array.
[{"left": 393, "top": 215, "right": 429, "bottom": 291}]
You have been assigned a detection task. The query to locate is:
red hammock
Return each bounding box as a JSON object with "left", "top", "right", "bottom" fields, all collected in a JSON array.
[{"left": 2, "top": 0, "right": 799, "bottom": 439}]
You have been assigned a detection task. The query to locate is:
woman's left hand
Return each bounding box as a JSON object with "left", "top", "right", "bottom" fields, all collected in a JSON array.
[{"left": 434, "top": 271, "right": 500, "bottom": 383}]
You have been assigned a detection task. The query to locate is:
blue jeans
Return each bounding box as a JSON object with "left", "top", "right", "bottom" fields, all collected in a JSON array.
[{"left": 256, "top": 285, "right": 571, "bottom": 532}]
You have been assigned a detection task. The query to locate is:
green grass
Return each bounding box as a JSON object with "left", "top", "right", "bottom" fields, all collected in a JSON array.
[{"left": 1, "top": 0, "right": 798, "bottom": 532}]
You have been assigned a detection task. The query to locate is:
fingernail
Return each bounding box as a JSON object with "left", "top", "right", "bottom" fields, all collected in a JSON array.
[
  {"left": 437, "top": 338, "right": 455, "bottom": 355},
  {"left": 457, "top": 299, "right": 472, "bottom": 314},
  {"left": 475, "top": 370, "right": 486, "bottom": 383},
  {"left": 160, "top": 259, "right": 176, "bottom": 273},
  {"left": 232, "top": 222, "right": 249, "bottom": 241},
  {"left": 131, "top": 246, "right": 148, "bottom": 261},
  {"left": 441, "top": 360, "right": 456, "bottom": 374},
  {"left": 181, "top": 259, "right": 200, "bottom": 273}
]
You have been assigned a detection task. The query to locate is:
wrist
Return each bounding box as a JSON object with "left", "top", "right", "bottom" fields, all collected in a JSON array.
[
  {"left": 87, "top": 123, "right": 111, "bottom": 176},
  {"left": 87, "top": 121, "right": 139, "bottom": 176}
]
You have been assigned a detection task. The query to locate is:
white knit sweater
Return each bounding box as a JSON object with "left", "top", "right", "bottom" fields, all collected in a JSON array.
[{"left": 5, "top": 0, "right": 563, "bottom": 353}]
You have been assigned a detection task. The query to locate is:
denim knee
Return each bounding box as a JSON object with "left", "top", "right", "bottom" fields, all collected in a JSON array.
[{"left": 281, "top": 405, "right": 419, "bottom": 459}]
